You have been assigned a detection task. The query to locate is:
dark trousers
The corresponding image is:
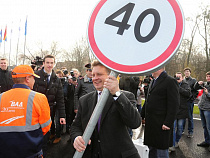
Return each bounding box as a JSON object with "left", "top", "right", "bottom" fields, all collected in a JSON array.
[
  {"left": 183, "top": 101, "right": 194, "bottom": 134},
  {"left": 50, "top": 107, "right": 61, "bottom": 138},
  {"left": 149, "top": 146, "right": 169, "bottom": 158},
  {"left": 42, "top": 132, "right": 50, "bottom": 158}
]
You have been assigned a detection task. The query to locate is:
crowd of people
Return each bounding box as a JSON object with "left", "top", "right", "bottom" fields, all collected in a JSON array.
[{"left": 0, "top": 55, "right": 210, "bottom": 158}]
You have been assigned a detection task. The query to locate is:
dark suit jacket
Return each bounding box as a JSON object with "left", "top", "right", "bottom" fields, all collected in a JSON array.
[
  {"left": 141, "top": 71, "right": 179, "bottom": 149},
  {"left": 70, "top": 90, "right": 141, "bottom": 158}
]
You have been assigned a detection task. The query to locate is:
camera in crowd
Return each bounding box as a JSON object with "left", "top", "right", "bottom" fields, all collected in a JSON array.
[
  {"left": 143, "top": 78, "right": 150, "bottom": 84},
  {"left": 60, "top": 77, "right": 68, "bottom": 85},
  {"left": 31, "top": 56, "right": 43, "bottom": 66},
  {"left": 173, "top": 74, "right": 180, "bottom": 80},
  {"left": 60, "top": 70, "right": 70, "bottom": 85},
  {"left": 175, "top": 77, "right": 180, "bottom": 80},
  {"left": 31, "top": 56, "right": 44, "bottom": 70},
  {"left": 63, "top": 70, "right": 68, "bottom": 76},
  {"left": 70, "top": 71, "right": 77, "bottom": 81},
  {"left": 200, "top": 83, "right": 207, "bottom": 89},
  {"left": 143, "top": 75, "right": 152, "bottom": 84}
]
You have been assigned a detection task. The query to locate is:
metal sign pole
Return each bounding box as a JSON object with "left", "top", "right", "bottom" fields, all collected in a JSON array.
[{"left": 73, "top": 70, "right": 118, "bottom": 158}]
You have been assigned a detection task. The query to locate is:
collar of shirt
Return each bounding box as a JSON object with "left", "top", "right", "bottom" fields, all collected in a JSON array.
[
  {"left": 153, "top": 76, "right": 159, "bottom": 80},
  {"left": 12, "top": 84, "right": 30, "bottom": 89},
  {"left": 97, "top": 91, "right": 102, "bottom": 102},
  {"left": 88, "top": 77, "right": 92, "bottom": 82},
  {"left": 43, "top": 70, "right": 51, "bottom": 81},
  {"left": 185, "top": 76, "right": 192, "bottom": 80},
  {"left": 43, "top": 69, "right": 52, "bottom": 77}
]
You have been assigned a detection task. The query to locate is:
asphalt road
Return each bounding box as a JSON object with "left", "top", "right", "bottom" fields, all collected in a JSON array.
[
  {"left": 169, "top": 115, "right": 210, "bottom": 158},
  {"left": 47, "top": 114, "right": 210, "bottom": 158}
]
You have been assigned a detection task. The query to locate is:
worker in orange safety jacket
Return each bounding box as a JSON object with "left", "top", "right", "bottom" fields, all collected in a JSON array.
[{"left": 0, "top": 65, "right": 51, "bottom": 158}]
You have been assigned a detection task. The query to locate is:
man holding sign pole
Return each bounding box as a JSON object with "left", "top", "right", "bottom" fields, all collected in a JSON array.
[{"left": 70, "top": 60, "right": 141, "bottom": 158}]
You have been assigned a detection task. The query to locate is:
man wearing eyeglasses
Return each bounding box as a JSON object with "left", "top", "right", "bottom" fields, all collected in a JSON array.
[{"left": 74, "top": 63, "right": 95, "bottom": 113}]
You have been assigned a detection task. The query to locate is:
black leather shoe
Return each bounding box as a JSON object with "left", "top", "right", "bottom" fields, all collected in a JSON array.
[{"left": 197, "top": 141, "right": 210, "bottom": 147}]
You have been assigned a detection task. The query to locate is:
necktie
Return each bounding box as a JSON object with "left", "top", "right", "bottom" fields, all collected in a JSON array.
[
  {"left": 152, "top": 79, "right": 156, "bottom": 88},
  {"left": 97, "top": 92, "right": 102, "bottom": 131},
  {"left": 47, "top": 75, "right": 50, "bottom": 84}
]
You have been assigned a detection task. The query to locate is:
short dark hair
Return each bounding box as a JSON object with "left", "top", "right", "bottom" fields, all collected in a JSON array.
[
  {"left": 206, "top": 71, "right": 210, "bottom": 76},
  {"left": 0, "top": 58, "right": 8, "bottom": 63},
  {"left": 43, "top": 55, "right": 55, "bottom": 63},
  {"left": 184, "top": 67, "right": 191, "bottom": 73},
  {"left": 0, "top": 58, "right": 7, "bottom": 61},
  {"left": 91, "top": 60, "right": 111, "bottom": 74}
]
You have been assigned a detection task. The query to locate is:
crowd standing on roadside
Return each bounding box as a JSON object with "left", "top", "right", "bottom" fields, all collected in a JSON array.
[{"left": 1, "top": 55, "right": 210, "bottom": 157}]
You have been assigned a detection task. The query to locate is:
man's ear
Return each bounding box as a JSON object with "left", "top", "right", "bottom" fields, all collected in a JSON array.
[{"left": 25, "top": 76, "right": 30, "bottom": 83}]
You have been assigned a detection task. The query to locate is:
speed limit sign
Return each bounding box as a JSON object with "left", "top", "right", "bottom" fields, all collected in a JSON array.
[{"left": 88, "top": 0, "right": 184, "bottom": 74}]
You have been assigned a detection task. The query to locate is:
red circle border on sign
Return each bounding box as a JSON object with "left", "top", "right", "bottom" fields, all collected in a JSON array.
[{"left": 88, "top": 0, "right": 184, "bottom": 73}]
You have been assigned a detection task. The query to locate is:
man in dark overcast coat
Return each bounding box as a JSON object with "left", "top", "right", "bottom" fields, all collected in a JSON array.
[{"left": 141, "top": 67, "right": 179, "bottom": 158}]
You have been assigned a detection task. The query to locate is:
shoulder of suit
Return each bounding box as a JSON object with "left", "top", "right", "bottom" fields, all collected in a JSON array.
[
  {"left": 162, "top": 75, "right": 178, "bottom": 86},
  {"left": 35, "top": 69, "right": 44, "bottom": 76},
  {"left": 76, "top": 77, "right": 84, "bottom": 83},
  {"left": 188, "top": 76, "right": 196, "bottom": 81},
  {"left": 79, "top": 91, "right": 96, "bottom": 100},
  {"left": 166, "top": 74, "right": 175, "bottom": 80},
  {"left": 120, "top": 90, "right": 133, "bottom": 96},
  {"left": 192, "top": 78, "right": 197, "bottom": 82},
  {"left": 51, "top": 70, "right": 57, "bottom": 78}
]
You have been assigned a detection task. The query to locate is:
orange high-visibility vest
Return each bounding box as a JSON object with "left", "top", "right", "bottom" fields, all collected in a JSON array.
[{"left": 0, "top": 86, "right": 51, "bottom": 157}]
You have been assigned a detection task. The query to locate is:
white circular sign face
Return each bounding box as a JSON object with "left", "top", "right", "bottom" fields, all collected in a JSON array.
[{"left": 88, "top": 0, "right": 184, "bottom": 74}]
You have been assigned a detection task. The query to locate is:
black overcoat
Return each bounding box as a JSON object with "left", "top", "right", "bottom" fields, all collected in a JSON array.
[{"left": 142, "top": 71, "right": 179, "bottom": 149}]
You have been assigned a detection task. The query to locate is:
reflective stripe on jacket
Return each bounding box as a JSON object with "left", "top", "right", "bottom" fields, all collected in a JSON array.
[{"left": 0, "top": 85, "right": 51, "bottom": 158}]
